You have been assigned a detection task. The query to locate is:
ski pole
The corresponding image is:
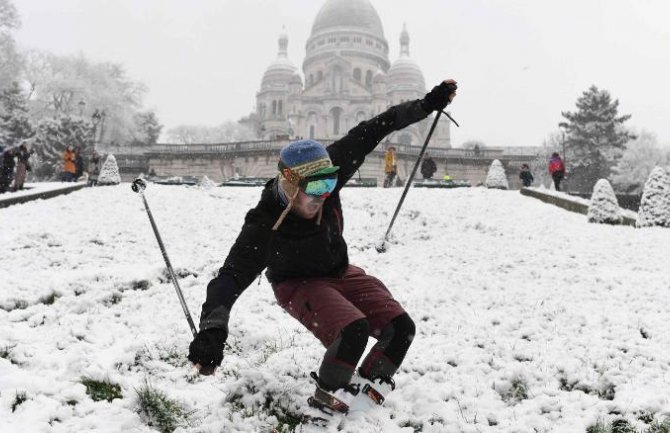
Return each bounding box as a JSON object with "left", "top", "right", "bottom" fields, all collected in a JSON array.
[
  {"left": 131, "top": 178, "right": 216, "bottom": 375},
  {"left": 376, "top": 110, "right": 457, "bottom": 253}
]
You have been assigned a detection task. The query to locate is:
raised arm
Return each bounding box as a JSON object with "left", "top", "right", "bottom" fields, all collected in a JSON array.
[{"left": 328, "top": 80, "right": 457, "bottom": 186}]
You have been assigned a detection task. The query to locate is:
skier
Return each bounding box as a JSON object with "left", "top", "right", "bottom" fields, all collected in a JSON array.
[{"left": 187, "top": 79, "right": 458, "bottom": 415}]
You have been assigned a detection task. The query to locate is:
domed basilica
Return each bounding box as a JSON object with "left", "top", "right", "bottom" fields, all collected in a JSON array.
[{"left": 255, "top": 0, "right": 451, "bottom": 148}]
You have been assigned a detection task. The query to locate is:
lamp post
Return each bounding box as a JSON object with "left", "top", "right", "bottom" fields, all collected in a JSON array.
[
  {"left": 78, "top": 100, "right": 86, "bottom": 116},
  {"left": 91, "top": 109, "right": 105, "bottom": 152}
]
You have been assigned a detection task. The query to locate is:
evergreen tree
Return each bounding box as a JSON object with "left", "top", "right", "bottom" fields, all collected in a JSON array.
[
  {"left": 485, "top": 159, "right": 508, "bottom": 189},
  {"left": 98, "top": 154, "right": 121, "bottom": 185},
  {"left": 636, "top": 167, "right": 670, "bottom": 228},
  {"left": 0, "top": 0, "right": 22, "bottom": 90},
  {"left": 559, "top": 86, "right": 635, "bottom": 192},
  {"left": 587, "top": 179, "right": 622, "bottom": 225},
  {"left": 0, "top": 82, "right": 34, "bottom": 147},
  {"left": 610, "top": 131, "right": 669, "bottom": 194},
  {"left": 32, "top": 116, "right": 95, "bottom": 180},
  {"left": 130, "top": 111, "right": 162, "bottom": 146}
]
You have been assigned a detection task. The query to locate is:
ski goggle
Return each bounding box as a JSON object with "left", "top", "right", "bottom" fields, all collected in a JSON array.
[{"left": 300, "top": 173, "right": 338, "bottom": 197}]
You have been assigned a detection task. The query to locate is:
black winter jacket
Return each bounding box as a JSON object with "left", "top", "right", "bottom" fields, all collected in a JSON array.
[{"left": 199, "top": 99, "right": 431, "bottom": 332}]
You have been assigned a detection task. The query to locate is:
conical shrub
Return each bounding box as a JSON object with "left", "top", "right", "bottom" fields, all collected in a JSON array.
[
  {"left": 98, "top": 154, "right": 121, "bottom": 185},
  {"left": 636, "top": 166, "right": 670, "bottom": 228},
  {"left": 587, "top": 179, "right": 622, "bottom": 225},
  {"left": 485, "top": 159, "right": 508, "bottom": 189}
]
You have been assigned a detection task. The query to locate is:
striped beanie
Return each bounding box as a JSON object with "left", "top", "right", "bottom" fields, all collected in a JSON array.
[{"left": 278, "top": 140, "right": 339, "bottom": 178}]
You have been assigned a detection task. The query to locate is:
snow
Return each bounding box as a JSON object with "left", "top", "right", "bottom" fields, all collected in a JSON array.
[
  {"left": 2, "top": 184, "right": 670, "bottom": 432},
  {"left": 0, "top": 182, "right": 85, "bottom": 202}
]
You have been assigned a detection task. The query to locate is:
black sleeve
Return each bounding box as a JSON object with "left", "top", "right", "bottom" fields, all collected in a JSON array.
[
  {"left": 327, "top": 99, "right": 431, "bottom": 187},
  {"left": 198, "top": 199, "right": 274, "bottom": 332}
]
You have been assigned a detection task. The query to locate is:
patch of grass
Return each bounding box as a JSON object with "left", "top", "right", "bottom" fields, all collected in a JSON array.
[
  {"left": 11, "top": 391, "right": 27, "bottom": 412},
  {"left": 12, "top": 300, "right": 29, "bottom": 310},
  {"left": 498, "top": 377, "right": 529, "bottom": 404},
  {"left": 103, "top": 293, "right": 123, "bottom": 306},
  {"left": 647, "top": 419, "right": 670, "bottom": 433},
  {"left": 399, "top": 419, "right": 424, "bottom": 432},
  {"left": 131, "top": 279, "right": 151, "bottom": 291},
  {"left": 1, "top": 345, "right": 15, "bottom": 360},
  {"left": 39, "top": 292, "right": 60, "bottom": 305},
  {"left": 135, "top": 382, "right": 195, "bottom": 433},
  {"left": 586, "top": 419, "right": 640, "bottom": 433},
  {"left": 81, "top": 377, "right": 123, "bottom": 402}
]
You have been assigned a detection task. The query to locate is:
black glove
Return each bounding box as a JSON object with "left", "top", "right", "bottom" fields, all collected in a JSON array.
[
  {"left": 187, "top": 327, "right": 228, "bottom": 369},
  {"left": 421, "top": 81, "right": 458, "bottom": 112}
]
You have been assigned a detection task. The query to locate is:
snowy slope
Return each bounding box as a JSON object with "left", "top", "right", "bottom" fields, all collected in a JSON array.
[{"left": 1, "top": 184, "right": 669, "bottom": 433}]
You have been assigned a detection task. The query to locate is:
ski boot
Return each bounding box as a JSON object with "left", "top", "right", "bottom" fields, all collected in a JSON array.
[
  {"left": 347, "top": 373, "right": 395, "bottom": 414},
  {"left": 307, "top": 372, "right": 360, "bottom": 416}
]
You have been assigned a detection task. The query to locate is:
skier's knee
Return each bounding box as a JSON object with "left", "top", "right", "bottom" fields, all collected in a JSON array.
[
  {"left": 340, "top": 318, "right": 370, "bottom": 355},
  {"left": 392, "top": 313, "right": 416, "bottom": 344}
]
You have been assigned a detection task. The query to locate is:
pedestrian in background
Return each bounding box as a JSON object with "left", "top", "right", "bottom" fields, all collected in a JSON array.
[
  {"left": 519, "top": 163, "right": 534, "bottom": 188},
  {"left": 548, "top": 152, "right": 565, "bottom": 191},
  {"left": 62, "top": 145, "right": 76, "bottom": 182},
  {"left": 383, "top": 146, "right": 397, "bottom": 188}
]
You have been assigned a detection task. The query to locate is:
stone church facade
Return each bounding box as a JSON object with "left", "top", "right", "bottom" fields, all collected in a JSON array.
[
  {"left": 119, "top": 0, "right": 539, "bottom": 188},
  {"left": 255, "top": 0, "right": 450, "bottom": 148}
]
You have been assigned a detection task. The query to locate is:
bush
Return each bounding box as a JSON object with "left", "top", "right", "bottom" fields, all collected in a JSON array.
[
  {"left": 485, "top": 159, "right": 509, "bottom": 189},
  {"left": 637, "top": 166, "right": 670, "bottom": 228},
  {"left": 588, "top": 179, "right": 622, "bottom": 224},
  {"left": 98, "top": 154, "right": 121, "bottom": 185}
]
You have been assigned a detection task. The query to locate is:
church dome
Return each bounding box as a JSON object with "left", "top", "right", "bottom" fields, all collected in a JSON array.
[
  {"left": 311, "top": 0, "right": 384, "bottom": 39},
  {"left": 261, "top": 30, "right": 299, "bottom": 90},
  {"left": 388, "top": 25, "right": 425, "bottom": 92}
]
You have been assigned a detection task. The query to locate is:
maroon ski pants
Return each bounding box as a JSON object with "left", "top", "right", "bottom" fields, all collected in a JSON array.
[{"left": 273, "top": 265, "right": 406, "bottom": 347}]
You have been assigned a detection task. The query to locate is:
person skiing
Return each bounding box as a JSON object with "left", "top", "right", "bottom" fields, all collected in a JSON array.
[
  {"left": 519, "top": 163, "right": 534, "bottom": 188},
  {"left": 548, "top": 152, "right": 566, "bottom": 191},
  {"left": 187, "top": 79, "right": 458, "bottom": 415}
]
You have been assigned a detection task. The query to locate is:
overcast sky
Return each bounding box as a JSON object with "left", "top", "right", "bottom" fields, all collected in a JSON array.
[{"left": 13, "top": 0, "right": 670, "bottom": 148}]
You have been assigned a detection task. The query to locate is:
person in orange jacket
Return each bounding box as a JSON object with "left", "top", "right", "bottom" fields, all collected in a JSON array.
[
  {"left": 383, "top": 146, "right": 397, "bottom": 188},
  {"left": 62, "top": 145, "right": 77, "bottom": 182}
]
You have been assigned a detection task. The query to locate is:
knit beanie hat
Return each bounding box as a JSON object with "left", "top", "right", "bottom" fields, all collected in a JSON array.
[
  {"left": 273, "top": 140, "right": 339, "bottom": 231},
  {"left": 278, "top": 139, "right": 339, "bottom": 179}
]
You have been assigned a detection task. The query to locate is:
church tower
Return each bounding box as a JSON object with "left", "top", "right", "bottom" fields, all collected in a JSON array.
[{"left": 255, "top": 0, "right": 450, "bottom": 148}]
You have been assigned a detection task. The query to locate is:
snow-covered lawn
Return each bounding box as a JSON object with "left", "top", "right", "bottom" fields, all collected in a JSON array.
[{"left": 1, "top": 184, "right": 669, "bottom": 433}]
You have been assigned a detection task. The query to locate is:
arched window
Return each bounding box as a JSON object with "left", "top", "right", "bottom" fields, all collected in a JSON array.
[
  {"left": 307, "top": 111, "right": 318, "bottom": 139},
  {"left": 272, "top": 100, "right": 277, "bottom": 115},
  {"left": 365, "top": 70, "right": 373, "bottom": 87},
  {"left": 353, "top": 68, "right": 361, "bottom": 82},
  {"left": 330, "top": 107, "right": 342, "bottom": 135},
  {"left": 278, "top": 100, "right": 283, "bottom": 116},
  {"left": 309, "top": 125, "right": 315, "bottom": 139}
]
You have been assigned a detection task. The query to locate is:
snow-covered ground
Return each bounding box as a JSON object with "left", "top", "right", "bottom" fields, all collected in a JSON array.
[
  {"left": 0, "top": 182, "right": 86, "bottom": 202},
  {"left": 1, "top": 184, "right": 669, "bottom": 433}
]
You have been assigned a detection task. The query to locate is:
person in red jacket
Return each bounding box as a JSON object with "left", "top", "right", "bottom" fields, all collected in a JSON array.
[
  {"left": 548, "top": 152, "right": 566, "bottom": 191},
  {"left": 188, "top": 79, "right": 458, "bottom": 415}
]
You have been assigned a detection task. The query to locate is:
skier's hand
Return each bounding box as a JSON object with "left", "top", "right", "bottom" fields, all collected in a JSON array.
[
  {"left": 422, "top": 79, "right": 458, "bottom": 112},
  {"left": 188, "top": 328, "right": 227, "bottom": 375}
]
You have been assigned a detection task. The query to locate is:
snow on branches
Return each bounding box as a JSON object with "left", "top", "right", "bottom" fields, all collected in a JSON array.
[
  {"left": 485, "top": 159, "right": 508, "bottom": 190},
  {"left": 636, "top": 166, "right": 670, "bottom": 228},
  {"left": 587, "top": 179, "right": 622, "bottom": 225},
  {"left": 98, "top": 154, "right": 121, "bottom": 185}
]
